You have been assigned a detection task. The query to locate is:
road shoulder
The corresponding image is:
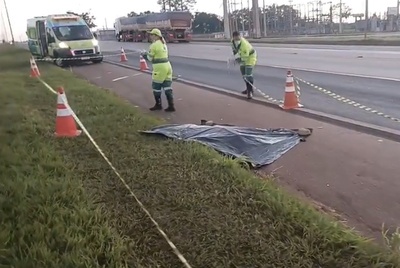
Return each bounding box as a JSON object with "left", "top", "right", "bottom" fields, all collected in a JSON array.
[{"left": 72, "top": 62, "right": 400, "bottom": 240}]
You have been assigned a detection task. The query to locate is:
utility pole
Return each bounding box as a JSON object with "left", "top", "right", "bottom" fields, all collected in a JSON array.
[
  {"left": 231, "top": 0, "right": 238, "bottom": 31},
  {"left": 247, "top": 0, "right": 251, "bottom": 35},
  {"left": 240, "top": 0, "right": 245, "bottom": 32},
  {"left": 339, "top": 0, "right": 342, "bottom": 33},
  {"left": 3, "top": 0, "right": 14, "bottom": 43},
  {"left": 223, "top": 0, "right": 231, "bottom": 38},
  {"left": 263, "top": 0, "right": 267, "bottom": 37},
  {"left": 0, "top": 7, "right": 9, "bottom": 41},
  {"left": 364, "top": 0, "right": 368, "bottom": 39},
  {"left": 397, "top": 0, "right": 399, "bottom": 31},
  {"left": 289, "top": 0, "right": 293, "bottom": 35},
  {"left": 252, "top": 0, "right": 261, "bottom": 38}
]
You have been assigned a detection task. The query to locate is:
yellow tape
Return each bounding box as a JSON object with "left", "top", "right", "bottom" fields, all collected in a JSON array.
[{"left": 38, "top": 77, "right": 192, "bottom": 268}]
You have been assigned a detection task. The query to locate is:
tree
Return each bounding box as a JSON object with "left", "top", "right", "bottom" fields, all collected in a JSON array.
[
  {"left": 192, "top": 12, "right": 223, "bottom": 34},
  {"left": 157, "top": 0, "right": 197, "bottom": 12},
  {"left": 332, "top": 3, "right": 351, "bottom": 19},
  {"left": 127, "top": 11, "right": 153, "bottom": 17},
  {"left": 66, "top": 11, "right": 96, "bottom": 28}
]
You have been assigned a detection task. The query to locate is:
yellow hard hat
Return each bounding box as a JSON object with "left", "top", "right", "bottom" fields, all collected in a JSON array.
[{"left": 149, "top": 28, "right": 162, "bottom": 37}]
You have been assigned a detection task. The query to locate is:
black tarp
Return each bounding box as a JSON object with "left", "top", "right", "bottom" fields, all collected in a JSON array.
[{"left": 141, "top": 124, "right": 302, "bottom": 167}]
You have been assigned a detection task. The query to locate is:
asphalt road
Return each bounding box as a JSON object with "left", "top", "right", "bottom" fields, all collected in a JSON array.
[
  {"left": 100, "top": 41, "right": 400, "bottom": 80},
  {"left": 103, "top": 50, "right": 400, "bottom": 131}
]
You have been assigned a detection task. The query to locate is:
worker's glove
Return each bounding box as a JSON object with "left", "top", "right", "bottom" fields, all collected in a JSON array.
[
  {"left": 140, "top": 51, "right": 148, "bottom": 61},
  {"left": 233, "top": 53, "right": 241, "bottom": 65}
]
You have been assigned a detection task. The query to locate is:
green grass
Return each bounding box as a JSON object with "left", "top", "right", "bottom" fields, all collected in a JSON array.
[{"left": 1, "top": 44, "right": 400, "bottom": 267}]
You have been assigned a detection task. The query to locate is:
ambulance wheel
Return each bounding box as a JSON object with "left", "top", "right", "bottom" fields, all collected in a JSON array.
[
  {"left": 92, "top": 59, "right": 103, "bottom": 64},
  {"left": 54, "top": 58, "right": 64, "bottom": 67}
]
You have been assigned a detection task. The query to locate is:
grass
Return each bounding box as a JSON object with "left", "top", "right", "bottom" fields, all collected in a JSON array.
[{"left": 1, "top": 44, "right": 400, "bottom": 267}]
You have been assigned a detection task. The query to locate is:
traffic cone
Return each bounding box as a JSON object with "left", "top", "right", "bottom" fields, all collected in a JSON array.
[
  {"left": 280, "top": 70, "right": 303, "bottom": 110},
  {"left": 139, "top": 55, "right": 149, "bottom": 71},
  {"left": 30, "top": 57, "right": 40, "bottom": 78},
  {"left": 120, "top": 47, "right": 127, "bottom": 62},
  {"left": 55, "top": 87, "right": 82, "bottom": 137}
]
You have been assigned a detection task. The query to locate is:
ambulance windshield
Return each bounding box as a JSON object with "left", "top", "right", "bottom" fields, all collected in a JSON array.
[{"left": 53, "top": 25, "right": 93, "bottom": 41}]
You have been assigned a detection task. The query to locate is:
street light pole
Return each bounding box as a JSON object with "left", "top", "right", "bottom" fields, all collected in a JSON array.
[
  {"left": 223, "top": 0, "right": 231, "bottom": 38},
  {"left": 339, "top": 0, "right": 342, "bottom": 33},
  {"left": 364, "top": 0, "right": 368, "bottom": 39},
  {"left": 0, "top": 7, "right": 9, "bottom": 41},
  {"left": 263, "top": 0, "right": 267, "bottom": 37},
  {"left": 3, "top": 0, "right": 14, "bottom": 43},
  {"left": 397, "top": 0, "right": 399, "bottom": 31}
]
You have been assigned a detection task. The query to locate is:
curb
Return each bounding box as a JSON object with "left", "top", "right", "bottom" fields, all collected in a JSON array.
[{"left": 103, "top": 60, "right": 400, "bottom": 143}]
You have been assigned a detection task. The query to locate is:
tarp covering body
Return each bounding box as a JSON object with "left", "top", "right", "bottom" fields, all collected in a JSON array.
[{"left": 141, "top": 124, "right": 301, "bottom": 167}]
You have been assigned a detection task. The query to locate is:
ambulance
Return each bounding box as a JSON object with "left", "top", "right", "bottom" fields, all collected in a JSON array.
[{"left": 26, "top": 14, "right": 103, "bottom": 66}]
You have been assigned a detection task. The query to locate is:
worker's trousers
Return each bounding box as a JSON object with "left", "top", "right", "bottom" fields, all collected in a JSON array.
[{"left": 240, "top": 65, "right": 254, "bottom": 91}]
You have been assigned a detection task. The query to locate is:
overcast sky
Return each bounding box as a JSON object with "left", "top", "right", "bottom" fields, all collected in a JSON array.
[{"left": 0, "top": 0, "right": 396, "bottom": 41}]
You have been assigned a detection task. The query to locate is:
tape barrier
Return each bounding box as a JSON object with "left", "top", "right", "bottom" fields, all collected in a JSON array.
[
  {"left": 33, "top": 49, "right": 142, "bottom": 62},
  {"left": 295, "top": 77, "right": 400, "bottom": 123},
  {"left": 36, "top": 77, "right": 193, "bottom": 268}
]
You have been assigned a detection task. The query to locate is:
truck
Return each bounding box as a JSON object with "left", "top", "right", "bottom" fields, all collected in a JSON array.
[
  {"left": 114, "top": 11, "right": 192, "bottom": 43},
  {"left": 26, "top": 14, "right": 103, "bottom": 67}
]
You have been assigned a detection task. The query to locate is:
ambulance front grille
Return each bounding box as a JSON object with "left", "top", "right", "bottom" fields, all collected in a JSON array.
[{"left": 74, "top": 49, "right": 94, "bottom": 55}]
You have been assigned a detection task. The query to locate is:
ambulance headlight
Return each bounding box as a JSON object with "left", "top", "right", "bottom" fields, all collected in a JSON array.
[
  {"left": 92, "top": 39, "right": 98, "bottom": 46},
  {"left": 59, "top": 42, "right": 68, "bottom": 48}
]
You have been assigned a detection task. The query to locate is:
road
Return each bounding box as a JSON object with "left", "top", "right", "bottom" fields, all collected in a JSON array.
[
  {"left": 100, "top": 41, "right": 400, "bottom": 131},
  {"left": 100, "top": 41, "right": 400, "bottom": 79}
]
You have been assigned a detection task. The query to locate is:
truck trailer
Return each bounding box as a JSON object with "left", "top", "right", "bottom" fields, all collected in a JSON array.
[{"left": 114, "top": 11, "right": 192, "bottom": 43}]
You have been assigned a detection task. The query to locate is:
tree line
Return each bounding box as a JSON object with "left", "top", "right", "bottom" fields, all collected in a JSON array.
[{"left": 69, "top": 0, "right": 352, "bottom": 35}]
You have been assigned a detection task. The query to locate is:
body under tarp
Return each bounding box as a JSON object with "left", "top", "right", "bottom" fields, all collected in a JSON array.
[{"left": 141, "top": 124, "right": 302, "bottom": 167}]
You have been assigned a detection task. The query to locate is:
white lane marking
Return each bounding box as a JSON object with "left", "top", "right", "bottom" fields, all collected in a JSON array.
[
  {"left": 112, "top": 75, "right": 129, "bottom": 82},
  {"left": 132, "top": 73, "right": 142, "bottom": 77}
]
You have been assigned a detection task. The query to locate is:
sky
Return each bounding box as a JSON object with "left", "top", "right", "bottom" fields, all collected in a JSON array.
[{"left": 0, "top": 0, "right": 397, "bottom": 41}]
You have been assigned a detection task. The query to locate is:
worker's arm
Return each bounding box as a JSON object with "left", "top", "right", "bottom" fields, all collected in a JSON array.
[
  {"left": 143, "top": 43, "right": 156, "bottom": 62},
  {"left": 231, "top": 40, "right": 238, "bottom": 55}
]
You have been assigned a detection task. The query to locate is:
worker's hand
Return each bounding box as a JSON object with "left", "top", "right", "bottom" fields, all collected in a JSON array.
[
  {"left": 140, "top": 51, "right": 148, "bottom": 60},
  {"left": 235, "top": 58, "right": 242, "bottom": 64}
]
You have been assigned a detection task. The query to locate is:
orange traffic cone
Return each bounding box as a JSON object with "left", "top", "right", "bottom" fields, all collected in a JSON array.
[
  {"left": 139, "top": 55, "right": 149, "bottom": 71},
  {"left": 55, "top": 87, "right": 82, "bottom": 137},
  {"left": 30, "top": 57, "right": 40, "bottom": 78},
  {"left": 280, "top": 70, "right": 303, "bottom": 110},
  {"left": 120, "top": 47, "right": 127, "bottom": 62}
]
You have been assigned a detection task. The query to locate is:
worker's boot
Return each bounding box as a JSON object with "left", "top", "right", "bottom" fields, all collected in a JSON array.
[
  {"left": 247, "top": 86, "right": 253, "bottom": 99},
  {"left": 164, "top": 93, "right": 175, "bottom": 112},
  {"left": 149, "top": 95, "right": 162, "bottom": 111},
  {"left": 246, "top": 77, "right": 254, "bottom": 99},
  {"left": 242, "top": 80, "right": 250, "bottom": 94}
]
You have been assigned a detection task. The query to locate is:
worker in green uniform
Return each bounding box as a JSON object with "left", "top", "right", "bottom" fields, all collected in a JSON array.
[
  {"left": 141, "top": 28, "right": 175, "bottom": 112},
  {"left": 231, "top": 31, "right": 257, "bottom": 99}
]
